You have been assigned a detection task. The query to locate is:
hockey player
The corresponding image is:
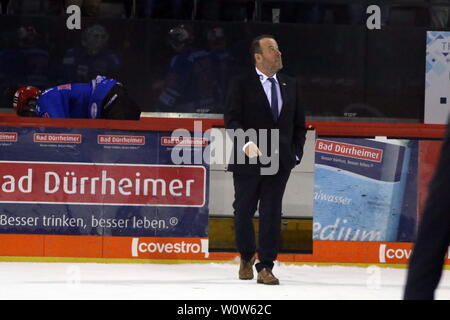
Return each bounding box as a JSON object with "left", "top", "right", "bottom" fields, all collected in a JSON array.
[
  {"left": 61, "top": 24, "right": 121, "bottom": 83},
  {"left": 205, "top": 26, "right": 234, "bottom": 113},
  {"left": 157, "top": 24, "right": 216, "bottom": 113},
  {"left": 13, "top": 75, "right": 140, "bottom": 120}
]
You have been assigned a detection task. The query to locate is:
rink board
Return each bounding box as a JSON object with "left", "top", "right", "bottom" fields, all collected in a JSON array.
[
  {"left": 0, "top": 116, "right": 447, "bottom": 265},
  {"left": 1, "top": 234, "right": 450, "bottom": 266},
  {"left": 0, "top": 123, "right": 210, "bottom": 244}
]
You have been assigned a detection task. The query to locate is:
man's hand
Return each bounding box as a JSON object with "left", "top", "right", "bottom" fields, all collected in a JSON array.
[{"left": 243, "top": 142, "right": 262, "bottom": 158}]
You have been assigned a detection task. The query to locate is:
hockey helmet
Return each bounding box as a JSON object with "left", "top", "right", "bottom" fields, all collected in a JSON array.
[{"left": 13, "top": 86, "right": 41, "bottom": 117}]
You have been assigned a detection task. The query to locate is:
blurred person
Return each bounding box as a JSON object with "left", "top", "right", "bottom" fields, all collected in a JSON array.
[
  {"left": 404, "top": 118, "right": 450, "bottom": 300},
  {"left": 224, "top": 35, "right": 306, "bottom": 285},
  {"left": 16, "top": 26, "right": 53, "bottom": 88},
  {"left": 205, "top": 26, "right": 234, "bottom": 113},
  {"left": 0, "top": 26, "right": 49, "bottom": 83},
  {"left": 13, "top": 75, "right": 140, "bottom": 119},
  {"left": 61, "top": 24, "right": 122, "bottom": 83},
  {"left": 0, "top": 25, "right": 54, "bottom": 109},
  {"left": 348, "top": 4, "right": 391, "bottom": 26},
  {"left": 65, "top": 0, "right": 101, "bottom": 17},
  {"left": 156, "top": 24, "right": 216, "bottom": 113},
  {"left": 429, "top": 0, "right": 450, "bottom": 28}
]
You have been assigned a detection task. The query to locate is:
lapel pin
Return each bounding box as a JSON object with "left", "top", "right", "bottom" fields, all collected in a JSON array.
[{"left": 282, "top": 82, "right": 287, "bottom": 86}]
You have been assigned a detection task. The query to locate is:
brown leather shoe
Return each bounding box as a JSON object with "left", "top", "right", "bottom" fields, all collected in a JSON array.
[
  {"left": 257, "top": 268, "right": 280, "bottom": 285},
  {"left": 239, "top": 256, "right": 256, "bottom": 280}
]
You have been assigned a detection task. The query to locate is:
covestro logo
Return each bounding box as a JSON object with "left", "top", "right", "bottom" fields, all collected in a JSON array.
[
  {"left": 379, "top": 243, "right": 450, "bottom": 264},
  {"left": 131, "top": 238, "right": 209, "bottom": 258},
  {"left": 379, "top": 244, "right": 412, "bottom": 263}
]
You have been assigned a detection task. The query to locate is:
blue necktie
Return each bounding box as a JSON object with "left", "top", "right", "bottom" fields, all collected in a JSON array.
[{"left": 268, "top": 78, "right": 278, "bottom": 121}]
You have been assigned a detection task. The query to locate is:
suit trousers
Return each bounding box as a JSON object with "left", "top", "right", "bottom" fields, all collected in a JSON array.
[{"left": 232, "top": 169, "right": 291, "bottom": 272}]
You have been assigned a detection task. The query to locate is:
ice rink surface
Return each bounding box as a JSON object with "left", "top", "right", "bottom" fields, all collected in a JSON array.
[{"left": 0, "top": 261, "right": 449, "bottom": 300}]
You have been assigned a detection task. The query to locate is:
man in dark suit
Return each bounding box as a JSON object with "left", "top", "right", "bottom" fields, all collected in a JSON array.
[
  {"left": 404, "top": 120, "right": 450, "bottom": 299},
  {"left": 224, "top": 35, "right": 307, "bottom": 285}
]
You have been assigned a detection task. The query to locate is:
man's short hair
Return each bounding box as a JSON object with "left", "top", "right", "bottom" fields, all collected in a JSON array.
[{"left": 250, "top": 34, "right": 276, "bottom": 65}]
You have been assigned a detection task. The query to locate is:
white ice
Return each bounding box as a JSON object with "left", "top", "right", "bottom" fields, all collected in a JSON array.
[{"left": 0, "top": 261, "right": 449, "bottom": 300}]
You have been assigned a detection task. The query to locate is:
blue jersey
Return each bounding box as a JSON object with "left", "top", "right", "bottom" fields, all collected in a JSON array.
[
  {"left": 36, "top": 76, "right": 117, "bottom": 118},
  {"left": 208, "top": 48, "right": 233, "bottom": 112}
]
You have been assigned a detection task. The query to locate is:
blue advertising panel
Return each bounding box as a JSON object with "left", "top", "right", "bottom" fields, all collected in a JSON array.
[
  {"left": 0, "top": 127, "right": 209, "bottom": 238},
  {"left": 313, "top": 137, "right": 418, "bottom": 242}
]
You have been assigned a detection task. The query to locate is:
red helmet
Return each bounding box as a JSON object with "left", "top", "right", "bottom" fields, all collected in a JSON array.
[{"left": 13, "top": 86, "right": 41, "bottom": 116}]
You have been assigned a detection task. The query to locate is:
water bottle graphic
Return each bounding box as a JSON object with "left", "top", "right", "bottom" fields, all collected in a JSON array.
[{"left": 313, "top": 137, "right": 412, "bottom": 242}]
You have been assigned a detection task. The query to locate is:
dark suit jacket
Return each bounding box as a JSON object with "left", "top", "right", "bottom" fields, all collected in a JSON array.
[{"left": 224, "top": 69, "right": 307, "bottom": 175}]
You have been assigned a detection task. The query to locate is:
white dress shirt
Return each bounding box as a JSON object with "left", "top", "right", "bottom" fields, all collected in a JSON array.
[
  {"left": 243, "top": 68, "right": 298, "bottom": 162},
  {"left": 255, "top": 67, "right": 283, "bottom": 116}
]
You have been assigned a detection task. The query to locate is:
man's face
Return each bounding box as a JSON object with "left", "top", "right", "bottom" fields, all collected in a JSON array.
[
  {"left": 255, "top": 38, "right": 283, "bottom": 75},
  {"left": 83, "top": 28, "right": 108, "bottom": 55}
]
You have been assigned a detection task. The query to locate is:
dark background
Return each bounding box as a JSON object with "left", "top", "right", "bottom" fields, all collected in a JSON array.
[{"left": 0, "top": 0, "right": 439, "bottom": 121}]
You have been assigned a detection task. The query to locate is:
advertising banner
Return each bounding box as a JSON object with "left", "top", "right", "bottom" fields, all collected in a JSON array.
[
  {"left": 291, "top": 241, "right": 450, "bottom": 265},
  {"left": 425, "top": 31, "right": 450, "bottom": 124},
  {"left": 0, "top": 126, "right": 209, "bottom": 258},
  {"left": 313, "top": 137, "right": 418, "bottom": 243}
]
